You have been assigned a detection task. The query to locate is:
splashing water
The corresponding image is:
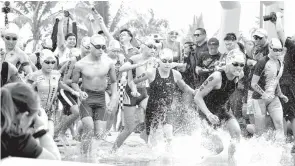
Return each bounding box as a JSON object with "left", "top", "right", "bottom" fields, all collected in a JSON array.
[{"left": 60, "top": 98, "right": 295, "bottom": 166}]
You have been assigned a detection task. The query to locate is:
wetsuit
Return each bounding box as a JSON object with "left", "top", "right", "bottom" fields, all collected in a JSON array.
[
  {"left": 145, "top": 69, "right": 176, "bottom": 136},
  {"left": 252, "top": 56, "right": 284, "bottom": 117},
  {"left": 27, "top": 70, "right": 61, "bottom": 121},
  {"left": 200, "top": 70, "right": 237, "bottom": 123},
  {"left": 1, "top": 61, "right": 9, "bottom": 87}
]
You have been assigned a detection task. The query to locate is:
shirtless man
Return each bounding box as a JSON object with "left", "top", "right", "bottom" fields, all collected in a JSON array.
[
  {"left": 2, "top": 23, "right": 33, "bottom": 76},
  {"left": 71, "top": 34, "right": 117, "bottom": 156},
  {"left": 111, "top": 38, "right": 158, "bottom": 152}
]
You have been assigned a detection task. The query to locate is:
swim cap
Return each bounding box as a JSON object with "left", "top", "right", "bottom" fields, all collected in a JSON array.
[
  {"left": 225, "top": 49, "right": 245, "bottom": 65},
  {"left": 269, "top": 38, "right": 282, "bottom": 49},
  {"left": 4, "top": 23, "right": 20, "bottom": 36},
  {"left": 40, "top": 49, "right": 56, "bottom": 63},
  {"left": 90, "top": 34, "right": 106, "bottom": 44}
]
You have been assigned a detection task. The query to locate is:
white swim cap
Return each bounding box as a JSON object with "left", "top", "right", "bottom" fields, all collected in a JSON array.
[
  {"left": 4, "top": 23, "right": 20, "bottom": 36},
  {"left": 269, "top": 38, "right": 282, "bottom": 49},
  {"left": 225, "top": 49, "right": 245, "bottom": 65},
  {"left": 90, "top": 34, "right": 106, "bottom": 45},
  {"left": 40, "top": 49, "right": 56, "bottom": 63}
]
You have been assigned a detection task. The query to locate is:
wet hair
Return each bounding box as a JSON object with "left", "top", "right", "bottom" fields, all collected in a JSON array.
[
  {"left": 195, "top": 28, "right": 206, "bottom": 35},
  {"left": 65, "top": 33, "right": 76, "bottom": 40},
  {"left": 224, "top": 33, "right": 237, "bottom": 41},
  {"left": 1, "top": 83, "right": 40, "bottom": 134},
  {"left": 120, "top": 29, "right": 133, "bottom": 39}
]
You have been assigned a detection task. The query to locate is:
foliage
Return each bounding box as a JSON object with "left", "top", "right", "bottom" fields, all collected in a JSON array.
[
  {"left": 115, "top": 9, "right": 169, "bottom": 39},
  {"left": 12, "top": 1, "right": 59, "bottom": 51}
]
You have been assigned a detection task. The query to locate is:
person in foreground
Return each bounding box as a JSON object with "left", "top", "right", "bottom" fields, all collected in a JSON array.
[
  {"left": 1, "top": 82, "right": 60, "bottom": 160},
  {"left": 194, "top": 49, "right": 245, "bottom": 166}
]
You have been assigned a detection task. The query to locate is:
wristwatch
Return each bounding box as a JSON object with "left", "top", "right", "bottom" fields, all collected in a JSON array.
[{"left": 33, "top": 126, "right": 49, "bottom": 138}]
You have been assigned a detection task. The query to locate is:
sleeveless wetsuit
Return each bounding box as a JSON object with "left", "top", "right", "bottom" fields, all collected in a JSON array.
[
  {"left": 200, "top": 70, "right": 237, "bottom": 123},
  {"left": 27, "top": 70, "right": 61, "bottom": 121},
  {"left": 145, "top": 69, "right": 176, "bottom": 136}
]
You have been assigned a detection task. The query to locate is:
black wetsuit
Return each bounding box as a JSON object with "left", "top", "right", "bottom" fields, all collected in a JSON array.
[
  {"left": 145, "top": 69, "right": 176, "bottom": 136},
  {"left": 1, "top": 61, "right": 9, "bottom": 87},
  {"left": 200, "top": 70, "right": 237, "bottom": 123}
]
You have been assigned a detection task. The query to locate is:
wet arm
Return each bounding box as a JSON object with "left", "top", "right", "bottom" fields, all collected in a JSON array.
[
  {"left": 8, "top": 63, "right": 22, "bottom": 83},
  {"left": 109, "top": 63, "right": 118, "bottom": 100},
  {"left": 71, "top": 64, "right": 82, "bottom": 92},
  {"left": 57, "top": 17, "right": 66, "bottom": 52},
  {"left": 194, "top": 72, "right": 221, "bottom": 117},
  {"left": 119, "top": 60, "right": 146, "bottom": 73},
  {"left": 275, "top": 14, "right": 286, "bottom": 45},
  {"left": 174, "top": 70, "right": 195, "bottom": 95}
]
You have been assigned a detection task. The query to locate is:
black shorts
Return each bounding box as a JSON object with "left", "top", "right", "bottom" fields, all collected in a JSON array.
[
  {"left": 281, "top": 84, "right": 295, "bottom": 121},
  {"left": 58, "top": 89, "right": 78, "bottom": 115},
  {"left": 123, "top": 85, "right": 148, "bottom": 107},
  {"left": 80, "top": 88, "right": 106, "bottom": 121}
]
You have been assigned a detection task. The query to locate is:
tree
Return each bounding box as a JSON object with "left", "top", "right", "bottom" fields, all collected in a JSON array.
[
  {"left": 116, "top": 9, "right": 169, "bottom": 39},
  {"left": 12, "top": 1, "right": 60, "bottom": 51},
  {"left": 183, "top": 13, "right": 204, "bottom": 43}
]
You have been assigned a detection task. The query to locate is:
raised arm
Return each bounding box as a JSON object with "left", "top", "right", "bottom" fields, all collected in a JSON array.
[
  {"left": 93, "top": 10, "right": 114, "bottom": 41},
  {"left": 57, "top": 17, "right": 66, "bottom": 52},
  {"left": 274, "top": 12, "right": 286, "bottom": 45}
]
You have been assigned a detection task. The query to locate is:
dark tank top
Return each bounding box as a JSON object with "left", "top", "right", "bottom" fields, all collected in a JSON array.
[
  {"left": 204, "top": 70, "right": 237, "bottom": 111},
  {"left": 148, "top": 69, "right": 176, "bottom": 106}
]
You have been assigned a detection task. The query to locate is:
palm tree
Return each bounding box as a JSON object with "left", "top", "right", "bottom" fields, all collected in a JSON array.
[
  {"left": 11, "top": 1, "right": 60, "bottom": 51},
  {"left": 115, "top": 9, "right": 169, "bottom": 39}
]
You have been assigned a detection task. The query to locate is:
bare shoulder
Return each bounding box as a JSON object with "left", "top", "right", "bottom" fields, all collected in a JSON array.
[
  {"left": 172, "top": 69, "right": 182, "bottom": 80},
  {"left": 129, "top": 53, "right": 142, "bottom": 63}
]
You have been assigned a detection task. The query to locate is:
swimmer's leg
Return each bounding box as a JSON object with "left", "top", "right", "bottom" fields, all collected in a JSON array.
[
  {"left": 79, "top": 101, "right": 94, "bottom": 156},
  {"left": 253, "top": 99, "right": 267, "bottom": 135},
  {"left": 112, "top": 106, "right": 138, "bottom": 151},
  {"left": 226, "top": 118, "right": 241, "bottom": 166},
  {"left": 268, "top": 97, "right": 284, "bottom": 141}
]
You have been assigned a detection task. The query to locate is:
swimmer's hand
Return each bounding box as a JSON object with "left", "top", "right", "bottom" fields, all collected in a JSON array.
[
  {"left": 131, "top": 91, "right": 141, "bottom": 97},
  {"left": 279, "top": 94, "right": 289, "bottom": 103},
  {"left": 79, "top": 91, "right": 88, "bottom": 100},
  {"left": 207, "top": 113, "right": 220, "bottom": 125},
  {"left": 107, "top": 100, "right": 117, "bottom": 113}
]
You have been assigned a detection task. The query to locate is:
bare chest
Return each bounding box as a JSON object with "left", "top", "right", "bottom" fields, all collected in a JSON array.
[{"left": 81, "top": 63, "right": 110, "bottom": 79}]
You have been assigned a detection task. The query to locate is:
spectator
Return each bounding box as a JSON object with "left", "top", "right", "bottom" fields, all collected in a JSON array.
[
  {"left": 162, "top": 30, "right": 181, "bottom": 62},
  {"left": 193, "top": 28, "right": 209, "bottom": 59},
  {"left": 252, "top": 28, "right": 269, "bottom": 60},
  {"left": 119, "top": 29, "right": 140, "bottom": 59},
  {"left": 180, "top": 41, "right": 197, "bottom": 89},
  {"left": 195, "top": 37, "right": 221, "bottom": 87},
  {"left": 1, "top": 82, "right": 60, "bottom": 160},
  {"left": 56, "top": 14, "right": 78, "bottom": 68}
]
